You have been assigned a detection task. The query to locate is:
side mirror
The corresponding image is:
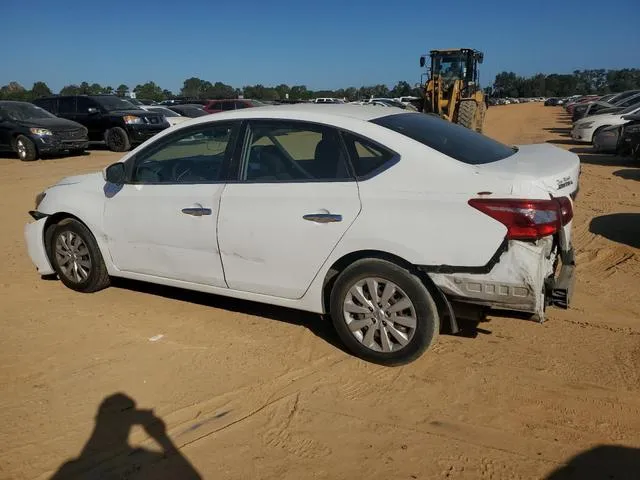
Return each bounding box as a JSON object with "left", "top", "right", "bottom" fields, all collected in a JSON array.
[
  {"left": 419, "top": 56, "right": 426, "bottom": 68},
  {"left": 88, "top": 107, "right": 99, "bottom": 115},
  {"left": 104, "top": 162, "right": 126, "bottom": 184}
]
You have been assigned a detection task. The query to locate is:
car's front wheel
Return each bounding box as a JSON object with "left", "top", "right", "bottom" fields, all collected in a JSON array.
[
  {"left": 105, "top": 127, "right": 131, "bottom": 152},
  {"left": 49, "top": 218, "right": 110, "bottom": 293},
  {"left": 330, "top": 259, "right": 439, "bottom": 366},
  {"left": 15, "top": 135, "right": 38, "bottom": 161}
]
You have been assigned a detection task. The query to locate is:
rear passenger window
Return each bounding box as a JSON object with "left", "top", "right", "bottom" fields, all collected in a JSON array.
[
  {"left": 341, "top": 132, "right": 395, "bottom": 178},
  {"left": 242, "top": 121, "right": 352, "bottom": 182},
  {"left": 58, "top": 97, "right": 76, "bottom": 114},
  {"left": 221, "top": 102, "right": 235, "bottom": 111}
]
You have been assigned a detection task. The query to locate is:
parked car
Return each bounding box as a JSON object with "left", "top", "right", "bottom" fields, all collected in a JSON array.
[
  {"left": 545, "top": 98, "right": 561, "bottom": 106},
  {"left": 576, "top": 90, "right": 640, "bottom": 121},
  {"left": 617, "top": 114, "right": 640, "bottom": 159},
  {"left": 167, "top": 104, "right": 209, "bottom": 118},
  {"left": 24, "top": 105, "right": 579, "bottom": 365},
  {"left": 571, "top": 104, "right": 640, "bottom": 143},
  {"left": 0, "top": 101, "right": 88, "bottom": 161},
  {"left": 139, "top": 105, "right": 190, "bottom": 126},
  {"left": 203, "top": 99, "right": 266, "bottom": 114},
  {"left": 33, "top": 95, "right": 170, "bottom": 152}
]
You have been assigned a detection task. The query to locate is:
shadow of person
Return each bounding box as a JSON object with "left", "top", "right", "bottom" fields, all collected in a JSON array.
[
  {"left": 545, "top": 445, "right": 640, "bottom": 480},
  {"left": 50, "top": 393, "right": 201, "bottom": 479}
]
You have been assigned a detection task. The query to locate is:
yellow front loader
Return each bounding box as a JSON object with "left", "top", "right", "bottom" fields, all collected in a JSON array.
[{"left": 420, "top": 48, "right": 487, "bottom": 132}]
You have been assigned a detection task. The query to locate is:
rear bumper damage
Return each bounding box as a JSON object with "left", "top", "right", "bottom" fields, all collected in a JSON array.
[{"left": 424, "top": 238, "right": 575, "bottom": 321}]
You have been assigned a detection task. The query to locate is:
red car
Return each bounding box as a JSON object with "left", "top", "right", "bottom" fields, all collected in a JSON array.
[{"left": 203, "top": 99, "right": 266, "bottom": 114}]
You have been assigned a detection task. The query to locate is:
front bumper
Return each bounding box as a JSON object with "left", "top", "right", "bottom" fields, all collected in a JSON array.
[
  {"left": 24, "top": 217, "right": 55, "bottom": 275},
  {"left": 34, "top": 135, "right": 89, "bottom": 154},
  {"left": 427, "top": 238, "right": 575, "bottom": 321},
  {"left": 126, "top": 124, "right": 169, "bottom": 144},
  {"left": 571, "top": 127, "right": 593, "bottom": 142}
]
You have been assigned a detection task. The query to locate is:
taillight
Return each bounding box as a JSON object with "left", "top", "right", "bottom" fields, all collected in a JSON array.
[{"left": 468, "top": 197, "right": 573, "bottom": 240}]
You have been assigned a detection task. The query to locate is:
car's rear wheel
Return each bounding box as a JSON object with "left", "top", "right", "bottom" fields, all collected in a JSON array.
[
  {"left": 105, "top": 127, "right": 131, "bottom": 152},
  {"left": 15, "top": 135, "right": 38, "bottom": 161},
  {"left": 330, "top": 259, "right": 439, "bottom": 366},
  {"left": 49, "top": 218, "right": 110, "bottom": 293}
]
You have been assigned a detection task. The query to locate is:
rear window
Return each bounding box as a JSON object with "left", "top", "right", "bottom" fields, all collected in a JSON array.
[{"left": 371, "top": 112, "right": 516, "bottom": 165}]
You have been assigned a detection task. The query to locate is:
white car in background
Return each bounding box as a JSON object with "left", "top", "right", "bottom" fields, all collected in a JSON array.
[
  {"left": 24, "top": 105, "right": 579, "bottom": 365},
  {"left": 140, "top": 105, "right": 190, "bottom": 126},
  {"left": 572, "top": 104, "right": 640, "bottom": 143}
]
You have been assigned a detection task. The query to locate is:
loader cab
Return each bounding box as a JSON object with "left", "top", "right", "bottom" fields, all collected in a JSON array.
[{"left": 420, "top": 48, "right": 483, "bottom": 92}]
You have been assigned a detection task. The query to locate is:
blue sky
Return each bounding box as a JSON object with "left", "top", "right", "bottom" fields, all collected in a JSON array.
[{"left": 3, "top": 0, "right": 639, "bottom": 93}]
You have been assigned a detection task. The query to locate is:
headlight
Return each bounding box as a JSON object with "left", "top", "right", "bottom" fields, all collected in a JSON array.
[
  {"left": 30, "top": 128, "right": 52, "bottom": 136},
  {"left": 35, "top": 192, "right": 46, "bottom": 208},
  {"left": 577, "top": 122, "right": 593, "bottom": 129},
  {"left": 123, "top": 115, "right": 143, "bottom": 125}
]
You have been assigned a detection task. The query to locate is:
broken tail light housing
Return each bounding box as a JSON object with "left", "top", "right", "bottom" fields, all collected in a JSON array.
[{"left": 469, "top": 197, "right": 573, "bottom": 240}]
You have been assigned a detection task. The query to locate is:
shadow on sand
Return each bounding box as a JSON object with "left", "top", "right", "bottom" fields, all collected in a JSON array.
[
  {"left": 50, "top": 393, "right": 201, "bottom": 479},
  {"left": 590, "top": 213, "right": 640, "bottom": 249},
  {"left": 545, "top": 445, "right": 640, "bottom": 480}
]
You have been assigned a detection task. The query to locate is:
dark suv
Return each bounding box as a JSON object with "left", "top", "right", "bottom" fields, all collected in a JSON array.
[{"left": 33, "top": 95, "right": 169, "bottom": 152}]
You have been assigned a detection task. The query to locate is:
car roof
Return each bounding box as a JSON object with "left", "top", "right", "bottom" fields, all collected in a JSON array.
[
  {"left": 199, "top": 103, "right": 404, "bottom": 121},
  {"left": 0, "top": 100, "right": 33, "bottom": 105}
]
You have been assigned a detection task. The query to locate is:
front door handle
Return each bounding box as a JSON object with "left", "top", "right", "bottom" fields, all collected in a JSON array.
[
  {"left": 303, "top": 213, "right": 343, "bottom": 223},
  {"left": 182, "top": 204, "right": 212, "bottom": 216}
]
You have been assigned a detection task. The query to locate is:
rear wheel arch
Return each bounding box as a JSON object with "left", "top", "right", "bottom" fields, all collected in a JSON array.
[{"left": 321, "top": 250, "right": 448, "bottom": 323}]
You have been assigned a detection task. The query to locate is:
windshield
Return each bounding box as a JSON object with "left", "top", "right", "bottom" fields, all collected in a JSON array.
[
  {"left": 371, "top": 112, "right": 516, "bottom": 165},
  {"left": 0, "top": 102, "right": 57, "bottom": 121},
  {"left": 433, "top": 54, "right": 465, "bottom": 79},
  {"left": 620, "top": 102, "right": 640, "bottom": 114},
  {"left": 94, "top": 96, "right": 138, "bottom": 111}
]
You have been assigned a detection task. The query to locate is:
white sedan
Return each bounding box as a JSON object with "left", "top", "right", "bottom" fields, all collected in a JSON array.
[
  {"left": 139, "top": 105, "right": 190, "bottom": 127},
  {"left": 24, "top": 105, "right": 579, "bottom": 365},
  {"left": 572, "top": 104, "right": 640, "bottom": 143}
]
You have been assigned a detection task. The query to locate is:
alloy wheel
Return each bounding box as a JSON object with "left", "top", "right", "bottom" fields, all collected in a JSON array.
[
  {"left": 342, "top": 277, "right": 417, "bottom": 353},
  {"left": 54, "top": 231, "right": 92, "bottom": 283}
]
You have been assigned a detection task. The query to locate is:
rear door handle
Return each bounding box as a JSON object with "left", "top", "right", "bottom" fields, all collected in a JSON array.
[
  {"left": 303, "top": 213, "right": 343, "bottom": 223},
  {"left": 182, "top": 203, "right": 212, "bottom": 216}
]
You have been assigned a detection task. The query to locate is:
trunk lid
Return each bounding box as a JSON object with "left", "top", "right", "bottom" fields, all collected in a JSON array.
[{"left": 475, "top": 143, "right": 580, "bottom": 199}]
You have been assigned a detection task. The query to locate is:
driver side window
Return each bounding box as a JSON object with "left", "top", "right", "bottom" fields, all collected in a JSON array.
[{"left": 131, "top": 123, "right": 238, "bottom": 184}]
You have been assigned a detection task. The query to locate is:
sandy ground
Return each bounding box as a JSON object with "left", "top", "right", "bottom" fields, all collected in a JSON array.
[{"left": 1, "top": 103, "right": 639, "bottom": 480}]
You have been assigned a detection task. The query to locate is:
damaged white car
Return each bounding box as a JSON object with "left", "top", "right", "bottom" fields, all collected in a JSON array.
[{"left": 24, "top": 105, "right": 579, "bottom": 365}]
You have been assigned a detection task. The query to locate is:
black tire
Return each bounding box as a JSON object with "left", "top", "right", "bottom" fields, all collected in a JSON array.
[
  {"left": 105, "top": 127, "right": 131, "bottom": 152},
  {"left": 49, "top": 218, "right": 110, "bottom": 293},
  {"left": 15, "top": 135, "right": 38, "bottom": 161},
  {"left": 476, "top": 101, "right": 487, "bottom": 133},
  {"left": 329, "top": 258, "right": 440, "bottom": 366},
  {"left": 457, "top": 100, "right": 477, "bottom": 130}
]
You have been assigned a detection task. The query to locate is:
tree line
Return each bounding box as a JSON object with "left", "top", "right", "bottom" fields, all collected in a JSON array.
[
  {"left": 0, "top": 78, "right": 421, "bottom": 102},
  {"left": 2, "top": 69, "right": 639, "bottom": 103},
  {"left": 489, "top": 69, "right": 640, "bottom": 98}
]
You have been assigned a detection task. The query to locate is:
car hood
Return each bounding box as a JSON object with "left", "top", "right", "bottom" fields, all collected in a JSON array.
[
  {"left": 48, "top": 172, "right": 104, "bottom": 190},
  {"left": 577, "top": 112, "right": 625, "bottom": 125},
  {"left": 475, "top": 143, "right": 580, "bottom": 198},
  {"left": 17, "top": 117, "right": 85, "bottom": 130},
  {"left": 106, "top": 109, "right": 161, "bottom": 117}
]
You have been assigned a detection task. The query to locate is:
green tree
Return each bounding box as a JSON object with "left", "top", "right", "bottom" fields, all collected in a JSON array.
[
  {"left": 116, "top": 84, "right": 129, "bottom": 97},
  {"left": 180, "top": 77, "right": 211, "bottom": 99},
  {"left": 390, "top": 81, "right": 413, "bottom": 98},
  {"left": 0, "top": 81, "right": 27, "bottom": 100},
  {"left": 30, "top": 81, "right": 52, "bottom": 98},
  {"left": 60, "top": 84, "right": 81, "bottom": 96},
  {"left": 204, "top": 82, "right": 236, "bottom": 99},
  {"left": 289, "top": 85, "right": 311, "bottom": 100},
  {"left": 102, "top": 86, "right": 114, "bottom": 94},
  {"left": 274, "top": 84, "right": 290, "bottom": 100},
  {"left": 133, "top": 81, "right": 165, "bottom": 102},
  {"left": 162, "top": 89, "right": 173, "bottom": 99}
]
